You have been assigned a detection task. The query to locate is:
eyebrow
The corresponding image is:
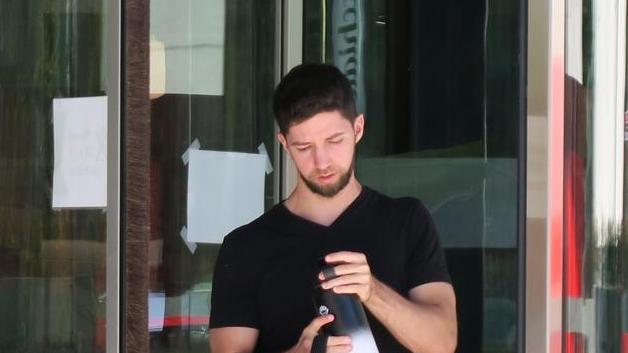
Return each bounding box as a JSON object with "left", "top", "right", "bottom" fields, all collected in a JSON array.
[
  {"left": 290, "top": 132, "right": 346, "bottom": 146},
  {"left": 326, "top": 132, "right": 345, "bottom": 140}
]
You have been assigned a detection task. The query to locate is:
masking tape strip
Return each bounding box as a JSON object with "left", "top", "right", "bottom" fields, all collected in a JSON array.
[
  {"left": 257, "top": 142, "right": 274, "bottom": 175},
  {"left": 179, "top": 226, "right": 197, "bottom": 254},
  {"left": 181, "top": 138, "right": 201, "bottom": 165}
]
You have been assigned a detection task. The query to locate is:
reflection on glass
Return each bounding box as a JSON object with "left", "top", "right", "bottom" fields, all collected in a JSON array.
[
  {"left": 564, "top": 0, "right": 627, "bottom": 352},
  {"left": 148, "top": 1, "right": 277, "bottom": 352},
  {"left": 0, "top": 2, "right": 108, "bottom": 353},
  {"left": 304, "top": 1, "right": 523, "bottom": 352}
]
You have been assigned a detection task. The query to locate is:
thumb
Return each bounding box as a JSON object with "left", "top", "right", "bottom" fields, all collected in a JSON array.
[{"left": 304, "top": 314, "right": 334, "bottom": 335}]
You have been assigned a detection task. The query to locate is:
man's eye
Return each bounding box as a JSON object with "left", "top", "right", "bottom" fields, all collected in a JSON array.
[
  {"left": 329, "top": 138, "right": 343, "bottom": 144},
  {"left": 296, "top": 146, "right": 310, "bottom": 151}
]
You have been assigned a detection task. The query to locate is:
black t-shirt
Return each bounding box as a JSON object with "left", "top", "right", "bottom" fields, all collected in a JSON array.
[{"left": 209, "top": 186, "right": 450, "bottom": 353}]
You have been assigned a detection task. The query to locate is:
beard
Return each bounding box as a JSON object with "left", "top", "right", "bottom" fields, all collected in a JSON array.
[{"left": 300, "top": 158, "right": 355, "bottom": 198}]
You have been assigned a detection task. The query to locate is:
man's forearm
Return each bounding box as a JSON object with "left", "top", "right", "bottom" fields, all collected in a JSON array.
[{"left": 363, "top": 279, "right": 457, "bottom": 353}]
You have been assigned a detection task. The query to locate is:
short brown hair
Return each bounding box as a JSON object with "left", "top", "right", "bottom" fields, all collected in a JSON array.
[{"left": 273, "top": 63, "right": 357, "bottom": 134}]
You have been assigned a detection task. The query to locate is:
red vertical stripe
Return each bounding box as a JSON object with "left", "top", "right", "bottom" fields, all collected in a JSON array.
[
  {"left": 564, "top": 332, "right": 586, "bottom": 353},
  {"left": 549, "top": 59, "right": 565, "bottom": 300},
  {"left": 549, "top": 48, "right": 565, "bottom": 353}
]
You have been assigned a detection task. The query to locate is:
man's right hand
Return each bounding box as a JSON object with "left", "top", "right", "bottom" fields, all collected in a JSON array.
[{"left": 284, "top": 315, "right": 352, "bottom": 353}]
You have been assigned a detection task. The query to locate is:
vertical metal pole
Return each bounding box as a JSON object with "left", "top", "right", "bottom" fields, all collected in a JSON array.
[
  {"left": 518, "top": 0, "right": 529, "bottom": 351},
  {"left": 274, "top": 0, "right": 283, "bottom": 203},
  {"left": 106, "top": 0, "right": 121, "bottom": 351},
  {"left": 280, "top": 0, "right": 303, "bottom": 198},
  {"left": 546, "top": 0, "right": 565, "bottom": 352},
  {"left": 526, "top": 0, "right": 564, "bottom": 351}
]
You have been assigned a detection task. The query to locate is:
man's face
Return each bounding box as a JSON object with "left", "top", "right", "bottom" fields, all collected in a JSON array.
[{"left": 278, "top": 111, "right": 364, "bottom": 198}]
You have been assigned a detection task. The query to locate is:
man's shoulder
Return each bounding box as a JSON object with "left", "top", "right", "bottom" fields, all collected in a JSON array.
[
  {"left": 222, "top": 204, "right": 284, "bottom": 245},
  {"left": 363, "top": 186, "right": 427, "bottom": 216}
]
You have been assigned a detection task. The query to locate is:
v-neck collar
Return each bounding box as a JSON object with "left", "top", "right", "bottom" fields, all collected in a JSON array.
[{"left": 277, "top": 186, "right": 371, "bottom": 232}]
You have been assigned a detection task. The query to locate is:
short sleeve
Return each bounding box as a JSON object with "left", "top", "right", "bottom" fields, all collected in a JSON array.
[
  {"left": 209, "top": 235, "right": 260, "bottom": 328},
  {"left": 405, "top": 200, "right": 451, "bottom": 289}
]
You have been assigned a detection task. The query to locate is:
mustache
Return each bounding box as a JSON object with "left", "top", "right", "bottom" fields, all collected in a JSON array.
[{"left": 312, "top": 168, "right": 336, "bottom": 176}]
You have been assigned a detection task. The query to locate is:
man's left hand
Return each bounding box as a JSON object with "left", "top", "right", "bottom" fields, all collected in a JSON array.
[{"left": 318, "top": 251, "right": 374, "bottom": 303}]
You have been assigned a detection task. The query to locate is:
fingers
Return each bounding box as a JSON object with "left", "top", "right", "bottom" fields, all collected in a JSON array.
[
  {"left": 304, "top": 314, "right": 335, "bottom": 335},
  {"left": 318, "top": 254, "right": 370, "bottom": 281},
  {"left": 327, "top": 336, "right": 351, "bottom": 346},
  {"left": 321, "top": 273, "right": 370, "bottom": 290},
  {"left": 327, "top": 336, "right": 352, "bottom": 353},
  {"left": 319, "top": 252, "right": 373, "bottom": 302},
  {"left": 311, "top": 335, "right": 352, "bottom": 353},
  {"left": 327, "top": 345, "right": 352, "bottom": 353},
  {"left": 301, "top": 317, "right": 351, "bottom": 353},
  {"left": 324, "top": 251, "right": 367, "bottom": 264},
  {"left": 320, "top": 272, "right": 372, "bottom": 302},
  {"left": 319, "top": 263, "right": 370, "bottom": 280},
  {"left": 327, "top": 284, "right": 366, "bottom": 295}
]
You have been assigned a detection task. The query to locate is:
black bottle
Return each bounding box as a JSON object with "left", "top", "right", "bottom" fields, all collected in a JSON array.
[{"left": 314, "top": 262, "right": 380, "bottom": 353}]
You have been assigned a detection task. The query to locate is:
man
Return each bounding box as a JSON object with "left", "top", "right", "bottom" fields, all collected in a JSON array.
[{"left": 209, "top": 64, "right": 457, "bottom": 353}]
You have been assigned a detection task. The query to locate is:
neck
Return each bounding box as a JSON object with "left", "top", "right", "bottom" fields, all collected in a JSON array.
[{"left": 284, "top": 177, "right": 363, "bottom": 226}]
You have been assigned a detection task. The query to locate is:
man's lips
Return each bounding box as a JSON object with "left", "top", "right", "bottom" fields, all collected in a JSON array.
[{"left": 317, "top": 173, "right": 336, "bottom": 182}]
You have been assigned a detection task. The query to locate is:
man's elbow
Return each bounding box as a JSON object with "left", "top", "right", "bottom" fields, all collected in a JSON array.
[
  {"left": 412, "top": 332, "right": 457, "bottom": 353},
  {"left": 416, "top": 340, "right": 456, "bottom": 353},
  {"left": 438, "top": 326, "right": 458, "bottom": 353},
  {"left": 440, "top": 336, "right": 457, "bottom": 353}
]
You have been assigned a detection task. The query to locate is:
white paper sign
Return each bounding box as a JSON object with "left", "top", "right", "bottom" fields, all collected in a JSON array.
[
  {"left": 187, "top": 149, "right": 265, "bottom": 243},
  {"left": 52, "top": 96, "right": 107, "bottom": 208}
]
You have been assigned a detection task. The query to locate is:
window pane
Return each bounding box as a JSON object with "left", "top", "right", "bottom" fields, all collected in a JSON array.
[
  {"left": 563, "top": 0, "right": 627, "bottom": 352},
  {"left": 0, "top": 2, "right": 108, "bottom": 353},
  {"left": 148, "top": 1, "right": 277, "bottom": 352},
  {"left": 304, "top": 1, "right": 524, "bottom": 352}
]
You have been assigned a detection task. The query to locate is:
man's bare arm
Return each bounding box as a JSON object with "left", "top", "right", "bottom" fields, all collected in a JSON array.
[
  {"left": 365, "top": 280, "right": 457, "bottom": 353},
  {"left": 209, "top": 327, "right": 259, "bottom": 353}
]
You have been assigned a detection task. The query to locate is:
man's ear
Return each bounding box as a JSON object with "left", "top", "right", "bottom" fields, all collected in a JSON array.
[
  {"left": 277, "top": 132, "right": 288, "bottom": 151},
  {"left": 353, "top": 114, "right": 365, "bottom": 143}
]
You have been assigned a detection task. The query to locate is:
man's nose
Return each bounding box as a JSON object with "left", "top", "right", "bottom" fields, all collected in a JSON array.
[{"left": 313, "top": 146, "right": 331, "bottom": 170}]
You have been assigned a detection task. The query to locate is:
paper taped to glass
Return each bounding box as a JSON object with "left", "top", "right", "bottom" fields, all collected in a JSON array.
[
  {"left": 52, "top": 96, "right": 107, "bottom": 208},
  {"left": 187, "top": 149, "right": 265, "bottom": 244}
]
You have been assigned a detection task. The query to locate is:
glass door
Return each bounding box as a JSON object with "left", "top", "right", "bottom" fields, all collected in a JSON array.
[
  {"left": 304, "top": 1, "right": 526, "bottom": 352},
  {"left": 0, "top": 1, "right": 109, "bottom": 352},
  {"left": 148, "top": 1, "right": 279, "bottom": 352}
]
